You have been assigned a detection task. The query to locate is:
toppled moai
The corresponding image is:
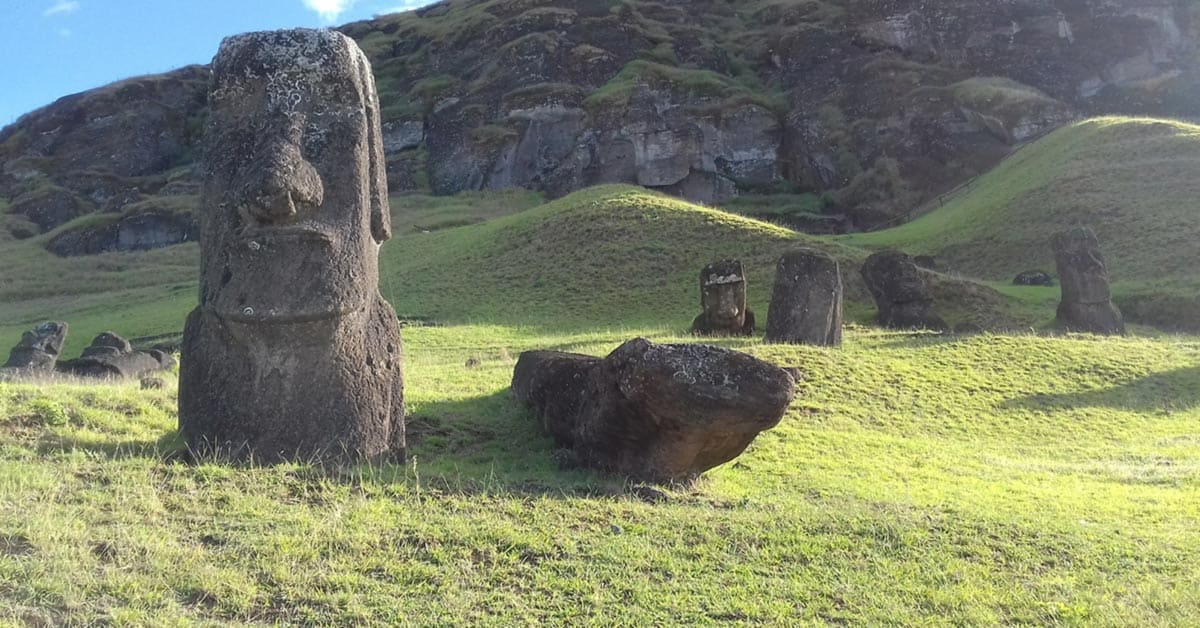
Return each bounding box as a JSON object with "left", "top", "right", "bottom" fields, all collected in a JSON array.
[
  {"left": 179, "top": 29, "right": 405, "bottom": 463},
  {"left": 1013, "top": 270, "right": 1054, "bottom": 287},
  {"left": 512, "top": 338, "right": 796, "bottom": 483},
  {"left": 2, "top": 321, "right": 68, "bottom": 372},
  {"left": 861, "top": 250, "right": 947, "bottom": 331},
  {"left": 1053, "top": 227, "right": 1125, "bottom": 335},
  {"left": 691, "top": 259, "right": 755, "bottom": 336},
  {"left": 58, "top": 332, "right": 175, "bottom": 379},
  {"left": 765, "top": 249, "right": 843, "bottom": 346}
]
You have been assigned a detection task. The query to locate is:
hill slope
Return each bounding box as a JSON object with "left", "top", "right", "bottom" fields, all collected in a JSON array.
[
  {"left": 838, "top": 116, "right": 1200, "bottom": 328},
  {"left": 4, "top": 0, "right": 1200, "bottom": 255}
]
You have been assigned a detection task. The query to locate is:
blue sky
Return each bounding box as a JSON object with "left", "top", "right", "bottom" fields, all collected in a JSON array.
[{"left": 0, "top": 0, "right": 438, "bottom": 126}]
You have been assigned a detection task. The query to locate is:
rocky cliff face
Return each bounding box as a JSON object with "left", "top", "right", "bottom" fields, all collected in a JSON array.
[{"left": 2, "top": 0, "right": 1197, "bottom": 254}]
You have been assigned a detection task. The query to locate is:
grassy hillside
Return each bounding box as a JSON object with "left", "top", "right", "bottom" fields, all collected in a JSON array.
[
  {"left": 839, "top": 117, "right": 1200, "bottom": 284},
  {"left": 0, "top": 184, "right": 1026, "bottom": 358},
  {"left": 2, "top": 328, "right": 1197, "bottom": 624},
  {"left": 2, "top": 125, "right": 1200, "bottom": 621}
]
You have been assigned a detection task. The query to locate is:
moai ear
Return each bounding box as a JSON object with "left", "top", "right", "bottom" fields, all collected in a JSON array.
[{"left": 359, "top": 51, "right": 392, "bottom": 244}]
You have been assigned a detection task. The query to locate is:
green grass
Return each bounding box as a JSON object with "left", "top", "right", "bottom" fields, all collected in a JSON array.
[
  {"left": 584, "top": 60, "right": 786, "bottom": 114},
  {"left": 1, "top": 328, "right": 1197, "bottom": 624},
  {"left": 3, "top": 120, "right": 1200, "bottom": 620},
  {"left": 838, "top": 117, "right": 1200, "bottom": 285}
]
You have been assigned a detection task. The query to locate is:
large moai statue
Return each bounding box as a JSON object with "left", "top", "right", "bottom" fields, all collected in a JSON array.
[
  {"left": 765, "top": 250, "right": 843, "bottom": 346},
  {"left": 1053, "top": 227, "right": 1125, "bottom": 335},
  {"left": 691, "top": 259, "right": 755, "bottom": 336},
  {"left": 861, "top": 250, "right": 947, "bottom": 331},
  {"left": 179, "top": 29, "right": 404, "bottom": 463},
  {"left": 2, "top": 321, "right": 67, "bottom": 372}
]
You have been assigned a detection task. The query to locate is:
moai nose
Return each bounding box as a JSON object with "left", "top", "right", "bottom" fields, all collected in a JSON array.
[{"left": 243, "top": 115, "right": 324, "bottom": 225}]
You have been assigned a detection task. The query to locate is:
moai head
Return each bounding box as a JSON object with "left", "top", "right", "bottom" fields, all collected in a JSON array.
[
  {"left": 3, "top": 321, "right": 68, "bottom": 370},
  {"left": 700, "top": 259, "right": 748, "bottom": 329},
  {"left": 200, "top": 29, "right": 390, "bottom": 325},
  {"left": 1053, "top": 226, "right": 1111, "bottom": 304},
  {"left": 862, "top": 250, "right": 927, "bottom": 305}
]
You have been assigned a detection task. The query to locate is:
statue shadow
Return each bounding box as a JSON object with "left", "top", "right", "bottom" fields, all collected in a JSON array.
[
  {"left": 395, "top": 389, "right": 636, "bottom": 498},
  {"left": 30, "top": 389, "right": 656, "bottom": 499},
  {"left": 36, "top": 430, "right": 186, "bottom": 460},
  {"left": 1002, "top": 365, "right": 1200, "bottom": 413}
]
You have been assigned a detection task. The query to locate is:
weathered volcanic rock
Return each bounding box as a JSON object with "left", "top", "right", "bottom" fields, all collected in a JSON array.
[
  {"left": 861, "top": 250, "right": 948, "bottom": 331},
  {"left": 691, "top": 259, "right": 755, "bottom": 337},
  {"left": 1053, "top": 227, "right": 1125, "bottom": 335},
  {"left": 2, "top": 321, "right": 68, "bottom": 371},
  {"left": 178, "top": 29, "right": 405, "bottom": 463},
  {"left": 765, "top": 250, "right": 843, "bottom": 346},
  {"left": 511, "top": 338, "right": 796, "bottom": 483},
  {"left": 57, "top": 332, "right": 174, "bottom": 379}
]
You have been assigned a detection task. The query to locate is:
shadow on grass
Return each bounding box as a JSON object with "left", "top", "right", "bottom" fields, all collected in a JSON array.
[
  {"left": 1003, "top": 365, "right": 1200, "bottom": 413},
  {"left": 29, "top": 389, "right": 665, "bottom": 499},
  {"left": 37, "top": 429, "right": 185, "bottom": 460}
]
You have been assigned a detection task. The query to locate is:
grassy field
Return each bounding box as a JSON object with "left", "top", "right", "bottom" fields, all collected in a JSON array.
[
  {"left": 1, "top": 117, "right": 1199, "bottom": 623},
  {"left": 1, "top": 327, "right": 1197, "bottom": 624}
]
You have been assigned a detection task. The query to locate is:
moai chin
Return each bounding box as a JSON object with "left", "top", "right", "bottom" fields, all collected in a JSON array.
[
  {"left": 179, "top": 29, "right": 405, "bottom": 463},
  {"left": 691, "top": 259, "right": 755, "bottom": 336},
  {"left": 1053, "top": 227, "right": 1125, "bottom": 335}
]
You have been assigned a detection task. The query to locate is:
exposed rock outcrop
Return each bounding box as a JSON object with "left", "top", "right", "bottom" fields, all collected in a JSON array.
[
  {"left": 512, "top": 338, "right": 796, "bottom": 483},
  {"left": 3, "top": 0, "right": 1199, "bottom": 241}
]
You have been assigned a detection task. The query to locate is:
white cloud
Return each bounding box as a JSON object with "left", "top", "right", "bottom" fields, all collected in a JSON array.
[
  {"left": 303, "top": 0, "right": 356, "bottom": 22},
  {"left": 375, "top": 1, "right": 428, "bottom": 15},
  {"left": 44, "top": 1, "right": 80, "bottom": 17}
]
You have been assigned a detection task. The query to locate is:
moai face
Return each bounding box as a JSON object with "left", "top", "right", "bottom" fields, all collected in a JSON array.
[
  {"left": 701, "top": 260, "right": 748, "bottom": 328},
  {"left": 863, "top": 251, "right": 926, "bottom": 305},
  {"left": 200, "top": 30, "right": 390, "bottom": 324}
]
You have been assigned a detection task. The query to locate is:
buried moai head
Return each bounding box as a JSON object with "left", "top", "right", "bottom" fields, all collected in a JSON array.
[
  {"left": 1052, "top": 226, "right": 1124, "bottom": 335},
  {"left": 861, "top": 250, "right": 947, "bottom": 331},
  {"left": 692, "top": 259, "right": 755, "bottom": 336},
  {"left": 200, "top": 28, "right": 390, "bottom": 325}
]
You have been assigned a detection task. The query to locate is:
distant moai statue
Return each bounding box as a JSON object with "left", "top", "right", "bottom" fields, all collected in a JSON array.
[
  {"left": 2, "top": 321, "right": 67, "bottom": 372},
  {"left": 691, "top": 259, "right": 755, "bottom": 336},
  {"left": 861, "top": 250, "right": 947, "bottom": 331},
  {"left": 179, "top": 29, "right": 405, "bottom": 463},
  {"left": 58, "top": 331, "right": 175, "bottom": 379},
  {"left": 765, "top": 249, "right": 843, "bottom": 346},
  {"left": 1052, "top": 227, "right": 1124, "bottom": 335}
]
